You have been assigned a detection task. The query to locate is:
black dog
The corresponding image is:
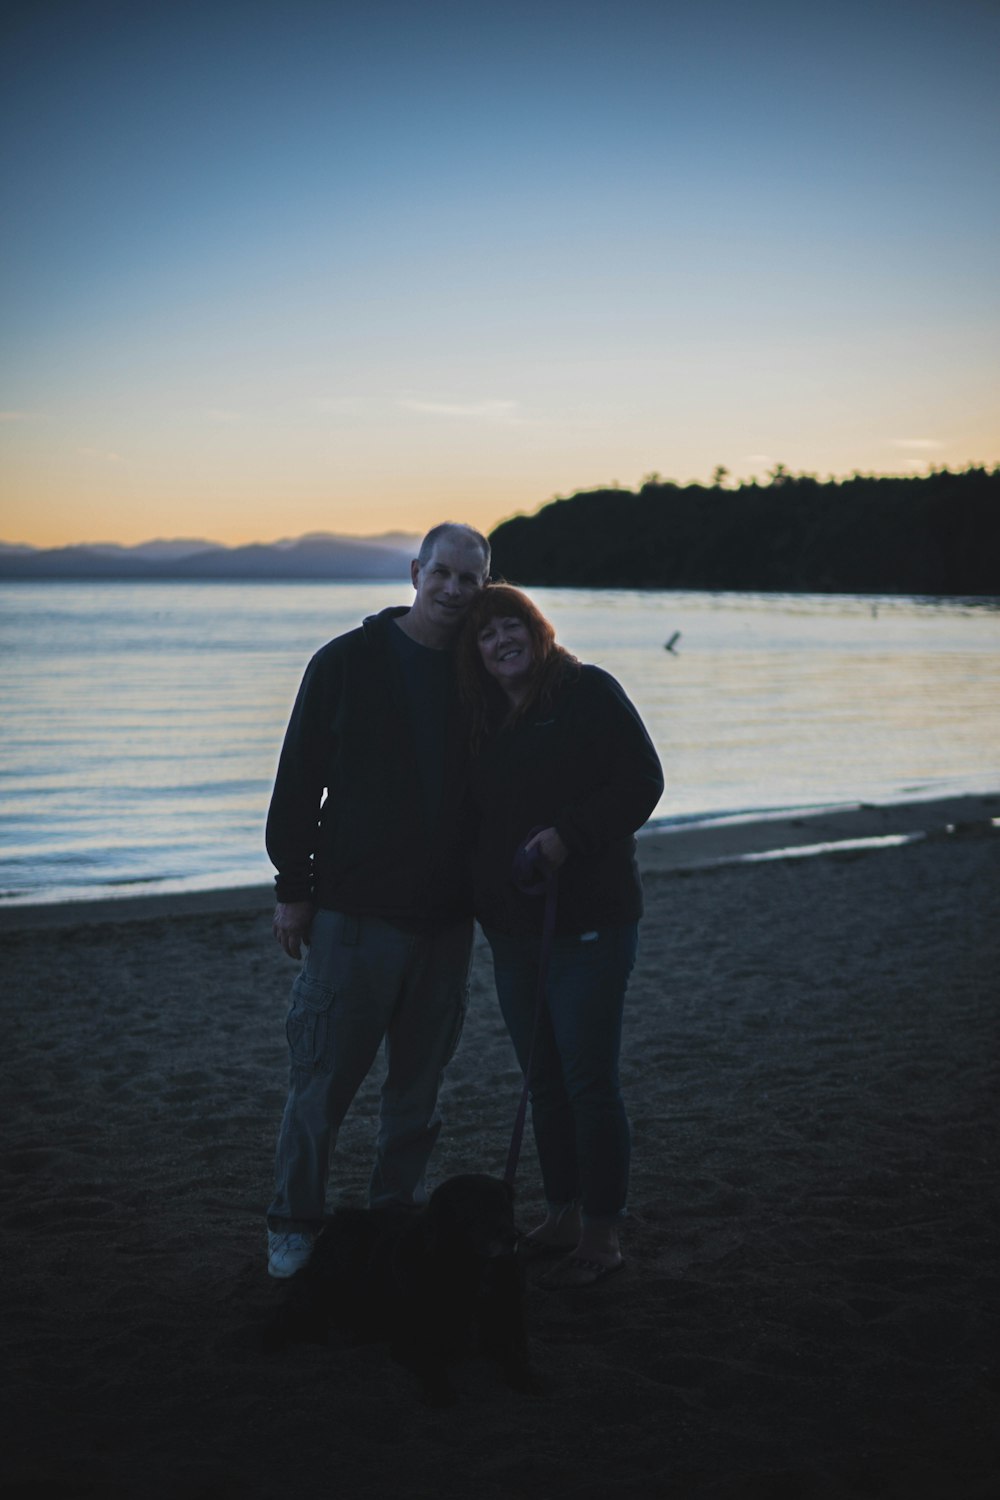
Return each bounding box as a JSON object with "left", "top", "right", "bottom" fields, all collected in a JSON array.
[{"left": 263, "top": 1174, "right": 533, "bottom": 1406}]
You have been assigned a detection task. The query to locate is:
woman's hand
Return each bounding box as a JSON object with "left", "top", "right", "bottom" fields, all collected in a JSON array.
[{"left": 524, "top": 826, "right": 569, "bottom": 874}]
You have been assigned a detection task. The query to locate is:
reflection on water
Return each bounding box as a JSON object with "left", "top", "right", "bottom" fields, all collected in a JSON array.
[{"left": 1, "top": 582, "right": 997, "bottom": 903}]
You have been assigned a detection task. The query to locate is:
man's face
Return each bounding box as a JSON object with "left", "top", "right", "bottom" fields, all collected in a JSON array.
[{"left": 409, "top": 535, "right": 487, "bottom": 637}]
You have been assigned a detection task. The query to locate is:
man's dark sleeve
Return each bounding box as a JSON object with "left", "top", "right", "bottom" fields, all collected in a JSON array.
[{"left": 265, "top": 649, "right": 335, "bottom": 903}]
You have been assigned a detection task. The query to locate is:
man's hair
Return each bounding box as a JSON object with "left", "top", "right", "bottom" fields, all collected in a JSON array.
[{"left": 417, "top": 522, "right": 491, "bottom": 580}]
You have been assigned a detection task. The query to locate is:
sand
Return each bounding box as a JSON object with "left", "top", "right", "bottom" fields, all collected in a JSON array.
[{"left": 1, "top": 796, "right": 998, "bottom": 1499}]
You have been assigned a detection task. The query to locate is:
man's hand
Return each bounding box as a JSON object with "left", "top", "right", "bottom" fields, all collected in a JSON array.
[
  {"left": 273, "top": 901, "right": 315, "bottom": 960},
  {"left": 523, "top": 827, "right": 569, "bottom": 875}
]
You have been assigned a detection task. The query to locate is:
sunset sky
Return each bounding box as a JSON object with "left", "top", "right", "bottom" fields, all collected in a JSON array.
[{"left": 2, "top": 0, "right": 998, "bottom": 548}]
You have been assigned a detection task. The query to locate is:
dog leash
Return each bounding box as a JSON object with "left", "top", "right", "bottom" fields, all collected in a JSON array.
[{"left": 503, "top": 838, "right": 559, "bottom": 1187}]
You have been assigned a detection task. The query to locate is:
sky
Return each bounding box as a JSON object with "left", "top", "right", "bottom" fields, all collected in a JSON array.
[{"left": 1, "top": 0, "right": 998, "bottom": 548}]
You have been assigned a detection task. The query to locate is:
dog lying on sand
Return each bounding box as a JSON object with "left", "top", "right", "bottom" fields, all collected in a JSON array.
[{"left": 262, "top": 1173, "right": 534, "bottom": 1406}]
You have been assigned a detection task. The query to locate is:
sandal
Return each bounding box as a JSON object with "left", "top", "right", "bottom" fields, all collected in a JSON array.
[
  {"left": 517, "top": 1234, "right": 578, "bottom": 1263},
  {"left": 538, "top": 1254, "right": 626, "bottom": 1289}
]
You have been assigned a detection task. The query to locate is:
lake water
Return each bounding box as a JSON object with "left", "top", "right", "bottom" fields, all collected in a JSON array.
[{"left": 1, "top": 582, "right": 997, "bottom": 905}]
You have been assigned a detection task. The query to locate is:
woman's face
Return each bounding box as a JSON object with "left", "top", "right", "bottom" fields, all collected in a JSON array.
[{"left": 477, "top": 613, "right": 535, "bottom": 696}]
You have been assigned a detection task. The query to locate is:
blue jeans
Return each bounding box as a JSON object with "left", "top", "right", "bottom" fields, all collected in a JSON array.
[
  {"left": 267, "top": 910, "right": 473, "bottom": 1228},
  {"left": 485, "top": 923, "right": 638, "bottom": 1225}
]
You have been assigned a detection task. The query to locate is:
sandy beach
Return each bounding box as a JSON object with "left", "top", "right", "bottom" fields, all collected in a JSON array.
[{"left": 2, "top": 794, "right": 998, "bottom": 1499}]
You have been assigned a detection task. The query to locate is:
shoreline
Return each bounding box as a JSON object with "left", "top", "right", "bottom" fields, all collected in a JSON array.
[
  {"left": 638, "top": 789, "right": 999, "bottom": 875},
  {"left": 1, "top": 790, "right": 996, "bottom": 932}
]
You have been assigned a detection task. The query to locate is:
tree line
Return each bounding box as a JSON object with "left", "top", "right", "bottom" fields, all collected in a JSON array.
[{"left": 488, "top": 467, "right": 999, "bottom": 596}]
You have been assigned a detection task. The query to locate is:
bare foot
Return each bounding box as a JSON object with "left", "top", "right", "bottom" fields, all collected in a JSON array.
[
  {"left": 519, "top": 1204, "right": 582, "bottom": 1256},
  {"left": 576, "top": 1223, "right": 622, "bottom": 1266}
]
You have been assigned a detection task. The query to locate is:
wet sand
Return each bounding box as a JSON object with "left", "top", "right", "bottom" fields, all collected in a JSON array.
[{"left": 2, "top": 795, "right": 998, "bottom": 1498}]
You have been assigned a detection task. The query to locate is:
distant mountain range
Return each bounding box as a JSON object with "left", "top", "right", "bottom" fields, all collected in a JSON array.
[{"left": 0, "top": 532, "right": 423, "bottom": 580}]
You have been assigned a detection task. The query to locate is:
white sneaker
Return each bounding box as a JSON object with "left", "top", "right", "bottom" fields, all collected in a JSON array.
[{"left": 267, "top": 1229, "right": 316, "bottom": 1279}]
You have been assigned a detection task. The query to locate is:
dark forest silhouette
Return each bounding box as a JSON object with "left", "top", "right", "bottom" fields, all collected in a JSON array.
[{"left": 488, "top": 467, "right": 999, "bottom": 596}]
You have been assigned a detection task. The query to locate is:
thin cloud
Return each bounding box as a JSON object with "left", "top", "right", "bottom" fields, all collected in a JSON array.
[
  {"left": 399, "top": 398, "right": 521, "bottom": 423},
  {"left": 889, "top": 438, "right": 944, "bottom": 450}
]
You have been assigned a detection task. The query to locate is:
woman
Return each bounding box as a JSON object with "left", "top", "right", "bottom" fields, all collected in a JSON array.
[{"left": 458, "top": 585, "right": 664, "bottom": 1288}]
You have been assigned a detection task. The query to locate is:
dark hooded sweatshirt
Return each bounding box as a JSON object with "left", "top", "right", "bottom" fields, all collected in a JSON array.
[
  {"left": 266, "top": 606, "right": 472, "bottom": 927},
  {"left": 470, "top": 664, "right": 664, "bottom": 936}
]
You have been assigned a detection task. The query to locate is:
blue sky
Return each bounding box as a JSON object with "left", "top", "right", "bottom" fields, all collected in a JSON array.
[{"left": 2, "top": 0, "right": 998, "bottom": 545}]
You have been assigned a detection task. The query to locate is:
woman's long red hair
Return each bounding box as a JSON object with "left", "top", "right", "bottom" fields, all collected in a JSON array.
[{"left": 456, "top": 584, "right": 579, "bottom": 749}]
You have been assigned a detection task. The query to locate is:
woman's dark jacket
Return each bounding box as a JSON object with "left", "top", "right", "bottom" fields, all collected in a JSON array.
[
  {"left": 470, "top": 665, "right": 664, "bottom": 936},
  {"left": 266, "top": 607, "right": 471, "bottom": 926}
]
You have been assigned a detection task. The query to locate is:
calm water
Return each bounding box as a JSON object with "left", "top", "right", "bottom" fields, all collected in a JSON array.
[{"left": 1, "top": 582, "right": 998, "bottom": 905}]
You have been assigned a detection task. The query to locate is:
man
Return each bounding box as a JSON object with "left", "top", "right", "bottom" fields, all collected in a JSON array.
[{"left": 264, "top": 522, "right": 491, "bottom": 1278}]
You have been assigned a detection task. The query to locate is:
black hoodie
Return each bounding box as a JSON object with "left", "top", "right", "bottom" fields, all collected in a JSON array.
[
  {"left": 266, "top": 607, "right": 472, "bottom": 926},
  {"left": 470, "top": 665, "right": 664, "bottom": 936}
]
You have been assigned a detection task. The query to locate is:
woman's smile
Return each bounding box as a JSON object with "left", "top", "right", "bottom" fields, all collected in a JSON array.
[{"left": 478, "top": 616, "right": 535, "bottom": 696}]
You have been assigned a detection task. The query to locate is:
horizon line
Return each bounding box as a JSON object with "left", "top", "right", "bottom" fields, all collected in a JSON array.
[{"left": 3, "top": 461, "right": 997, "bottom": 552}]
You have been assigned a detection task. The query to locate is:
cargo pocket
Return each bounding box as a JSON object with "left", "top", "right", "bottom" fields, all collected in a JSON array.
[{"left": 285, "top": 972, "right": 336, "bottom": 1073}]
